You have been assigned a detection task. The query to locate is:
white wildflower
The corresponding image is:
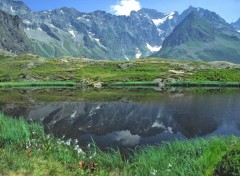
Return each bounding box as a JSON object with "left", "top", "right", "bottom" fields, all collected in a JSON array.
[
  {"left": 150, "top": 169, "right": 157, "bottom": 175},
  {"left": 65, "top": 139, "right": 71, "bottom": 146},
  {"left": 46, "top": 134, "right": 50, "bottom": 139},
  {"left": 77, "top": 148, "right": 84, "bottom": 154}
]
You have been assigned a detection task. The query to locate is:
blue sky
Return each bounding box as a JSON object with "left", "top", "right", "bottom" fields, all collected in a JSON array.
[{"left": 20, "top": 0, "right": 240, "bottom": 23}]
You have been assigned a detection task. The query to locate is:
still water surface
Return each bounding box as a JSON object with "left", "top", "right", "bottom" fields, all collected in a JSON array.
[{"left": 0, "top": 88, "right": 240, "bottom": 149}]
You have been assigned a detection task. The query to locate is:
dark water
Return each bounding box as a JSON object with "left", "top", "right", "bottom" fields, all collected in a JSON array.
[{"left": 1, "top": 88, "right": 240, "bottom": 149}]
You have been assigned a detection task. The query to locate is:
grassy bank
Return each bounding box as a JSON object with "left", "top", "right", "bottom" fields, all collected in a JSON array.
[
  {"left": 166, "top": 81, "right": 240, "bottom": 87},
  {"left": 0, "top": 81, "right": 77, "bottom": 88},
  {"left": 109, "top": 81, "right": 158, "bottom": 87},
  {"left": 0, "top": 113, "right": 239, "bottom": 175}
]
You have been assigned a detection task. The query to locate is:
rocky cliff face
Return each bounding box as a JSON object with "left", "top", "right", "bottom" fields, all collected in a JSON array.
[{"left": 0, "top": 9, "right": 31, "bottom": 54}]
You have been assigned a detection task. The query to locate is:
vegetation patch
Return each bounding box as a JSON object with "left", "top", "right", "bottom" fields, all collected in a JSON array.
[
  {"left": 109, "top": 81, "right": 158, "bottom": 87},
  {"left": 214, "top": 145, "right": 240, "bottom": 176},
  {"left": 0, "top": 113, "right": 239, "bottom": 175},
  {"left": 1, "top": 55, "right": 240, "bottom": 88},
  {"left": 0, "top": 81, "right": 77, "bottom": 88},
  {"left": 167, "top": 81, "right": 240, "bottom": 87}
]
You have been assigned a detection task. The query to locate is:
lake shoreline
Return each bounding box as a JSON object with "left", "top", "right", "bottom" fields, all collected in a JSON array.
[{"left": 1, "top": 80, "right": 240, "bottom": 89}]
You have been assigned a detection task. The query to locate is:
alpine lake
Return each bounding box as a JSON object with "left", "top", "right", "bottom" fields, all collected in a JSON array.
[{"left": 1, "top": 86, "right": 240, "bottom": 152}]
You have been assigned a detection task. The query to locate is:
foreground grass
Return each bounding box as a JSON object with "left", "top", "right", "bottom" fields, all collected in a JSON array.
[{"left": 0, "top": 113, "right": 239, "bottom": 175}]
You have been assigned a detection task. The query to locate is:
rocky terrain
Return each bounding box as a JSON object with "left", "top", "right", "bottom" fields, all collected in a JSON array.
[{"left": 0, "top": 9, "right": 32, "bottom": 54}]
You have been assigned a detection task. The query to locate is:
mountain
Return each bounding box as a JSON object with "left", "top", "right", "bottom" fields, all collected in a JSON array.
[
  {"left": 0, "top": 1, "right": 239, "bottom": 62},
  {"left": 0, "top": 9, "right": 31, "bottom": 54},
  {"left": 134, "top": 8, "right": 179, "bottom": 41},
  {"left": 153, "top": 7, "right": 240, "bottom": 63},
  {"left": 0, "top": 0, "right": 178, "bottom": 60},
  {"left": 232, "top": 18, "right": 240, "bottom": 32}
]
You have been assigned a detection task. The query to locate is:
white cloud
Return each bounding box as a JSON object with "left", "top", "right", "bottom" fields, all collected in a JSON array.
[{"left": 111, "top": 0, "right": 141, "bottom": 16}]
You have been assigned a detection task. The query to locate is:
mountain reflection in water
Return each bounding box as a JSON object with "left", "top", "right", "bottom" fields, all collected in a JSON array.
[{"left": 1, "top": 89, "right": 240, "bottom": 149}]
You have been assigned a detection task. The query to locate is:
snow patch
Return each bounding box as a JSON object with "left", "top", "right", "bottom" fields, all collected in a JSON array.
[
  {"left": 94, "top": 38, "right": 100, "bottom": 42},
  {"left": 135, "top": 48, "right": 142, "bottom": 58},
  {"left": 168, "top": 12, "right": 175, "bottom": 20},
  {"left": 152, "top": 11, "right": 175, "bottom": 26},
  {"left": 24, "top": 20, "right": 31, "bottom": 24},
  {"left": 88, "top": 32, "right": 106, "bottom": 49},
  {"left": 59, "top": 10, "right": 64, "bottom": 14},
  {"left": 146, "top": 43, "right": 162, "bottom": 52},
  {"left": 88, "top": 31, "right": 95, "bottom": 36},
  {"left": 43, "top": 11, "right": 49, "bottom": 14},
  {"left": 37, "top": 28, "right": 42, "bottom": 31},
  {"left": 10, "top": 6, "right": 14, "bottom": 13},
  {"left": 152, "top": 18, "right": 165, "bottom": 26},
  {"left": 95, "top": 38, "right": 106, "bottom": 49},
  {"left": 124, "top": 55, "right": 129, "bottom": 61},
  {"left": 69, "top": 30, "right": 76, "bottom": 37},
  {"left": 237, "top": 30, "right": 240, "bottom": 33},
  {"left": 50, "top": 24, "right": 55, "bottom": 28}
]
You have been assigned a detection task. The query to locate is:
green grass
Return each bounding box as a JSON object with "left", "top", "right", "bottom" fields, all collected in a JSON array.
[
  {"left": 167, "top": 81, "right": 240, "bottom": 87},
  {"left": 1, "top": 54, "right": 240, "bottom": 88},
  {"left": 187, "top": 69, "right": 240, "bottom": 82},
  {"left": 0, "top": 81, "right": 77, "bottom": 88},
  {"left": 109, "top": 81, "right": 158, "bottom": 87},
  {"left": 0, "top": 113, "right": 239, "bottom": 175}
]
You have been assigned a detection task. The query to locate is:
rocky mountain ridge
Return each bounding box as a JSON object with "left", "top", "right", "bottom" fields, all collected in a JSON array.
[
  {"left": 0, "top": 0, "right": 175, "bottom": 60},
  {"left": 0, "top": 0, "right": 240, "bottom": 62}
]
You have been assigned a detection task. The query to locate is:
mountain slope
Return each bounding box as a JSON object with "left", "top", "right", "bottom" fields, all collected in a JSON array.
[
  {"left": 0, "top": 10, "right": 31, "bottom": 54},
  {"left": 232, "top": 18, "right": 240, "bottom": 32},
  {"left": 135, "top": 8, "right": 179, "bottom": 41},
  {"left": 0, "top": 0, "right": 171, "bottom": 60},
  {"left": 0, "top": 0, "right": 239, "bottom": 62},
  {"left": 153, "top": 11, "right": 240, "bottom": 63}
]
